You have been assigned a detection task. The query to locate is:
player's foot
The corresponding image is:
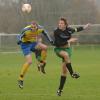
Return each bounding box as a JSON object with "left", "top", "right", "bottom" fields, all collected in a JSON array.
[
  {"left": 40, "top": 62, "right": 46, "bottom": 74},
  {"left": 18, "top": 80, "right": 23, "bottom": 89},
  {"left": 57, "top": 89, "right": 63, "bottom": 96},
  {"left": 38, "top": 62, "right": 46, "bottom": 74},
  {"left": 72, "top": 72, "right": 80, "bottom": 79}
]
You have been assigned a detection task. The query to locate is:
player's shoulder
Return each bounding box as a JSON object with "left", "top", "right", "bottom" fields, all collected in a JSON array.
[
  {"left": 54, "top": 27, "right": 59, "bottom": 32},
  {"left": 24, "top": 25, "right": 32, "bottom": 30},
  {"left": 22, "top": 25, "right": 32, "bottom": 32},
  {"left": 38, "top": 25, "right": 44, "bottom": 31},
  {"left": 38, "top": 25, "right": 44, "bottom": 29},
  {"left": 20, "top": 25, "right": 32, "bottom": 34}
]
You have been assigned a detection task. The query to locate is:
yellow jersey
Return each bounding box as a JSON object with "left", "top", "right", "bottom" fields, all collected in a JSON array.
[{"left": 20, "top": 25, "right": 43, "bottom": 42}]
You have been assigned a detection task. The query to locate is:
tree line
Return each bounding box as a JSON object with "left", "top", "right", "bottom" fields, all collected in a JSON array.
[{"left": 0, "top": 0, "right": 99, "bottom": 33}]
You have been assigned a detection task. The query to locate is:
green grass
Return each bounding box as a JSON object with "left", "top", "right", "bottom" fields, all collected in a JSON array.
[{"left": 0, "top": 45, "right": 100, "bottom": 100}]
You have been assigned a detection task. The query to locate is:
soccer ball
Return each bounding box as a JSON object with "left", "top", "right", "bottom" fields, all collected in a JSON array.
[{"left": 22, "top": 3, "right": 32, "bottom": 13}]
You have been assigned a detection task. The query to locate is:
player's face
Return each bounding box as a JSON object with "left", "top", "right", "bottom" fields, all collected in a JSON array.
[
  {"left": 58, "top": 20, "right": 67, "bottom": 30},
  {"left": 31, "top": 24, "right": 38, "bottom": 32}
]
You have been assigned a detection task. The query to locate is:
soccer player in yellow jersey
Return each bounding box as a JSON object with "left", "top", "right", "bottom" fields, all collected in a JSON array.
[{"left": 17, "top": 21, "right": 53, "bottom": 89}]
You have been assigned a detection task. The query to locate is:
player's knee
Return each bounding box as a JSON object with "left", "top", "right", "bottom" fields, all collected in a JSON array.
[
  {"left": 63, "top": 54, "right": 69, "bottom": 62},
  {"left": 62, "top": 65, "right": 67, "bottom": 75},
  {"left": 43, "top": 45, "right": 48, "bottom": 50},
  {"left": 27, "top": 60, "right": 32, "bottom": 65},
  {"left": 62, "top": 69, "right": 67, "bottom": 75},
  {"left": 62, "top": 70, "right": 67, "bottom": 76}
]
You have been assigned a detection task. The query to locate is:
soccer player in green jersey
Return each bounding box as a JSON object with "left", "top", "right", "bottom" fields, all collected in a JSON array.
[{"left": 53, "top": 17, "right": 90, "bottom": 96}]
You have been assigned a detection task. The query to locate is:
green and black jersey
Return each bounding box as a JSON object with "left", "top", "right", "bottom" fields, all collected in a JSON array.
[{"left": 54, "top": 26, "right": 84, "bottom": 47}]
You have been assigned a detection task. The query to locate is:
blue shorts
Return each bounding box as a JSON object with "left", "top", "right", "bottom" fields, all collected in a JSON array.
[{"left": 20, "top": 42, "right": 37, "bottom": 56}]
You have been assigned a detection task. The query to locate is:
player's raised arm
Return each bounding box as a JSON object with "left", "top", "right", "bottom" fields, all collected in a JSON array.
[{"left": 69, "top": 23, "right": 91, "bottom": 33}]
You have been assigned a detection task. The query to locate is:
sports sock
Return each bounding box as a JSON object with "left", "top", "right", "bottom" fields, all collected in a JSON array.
[
  {"left": 66, "top": 63, "right": 73, "bottom": 75},
  {"left": 41, "top": 50, "right": 47, "bottom": 61},
  {"left": 58, "top": 76, "right": 66, "bottom": 90},
  {"left": 35, "top": 49, "right": 41, "bottom": 61},
  {"left": 19, "top": 63, "right": 30, "bottom": 80}
]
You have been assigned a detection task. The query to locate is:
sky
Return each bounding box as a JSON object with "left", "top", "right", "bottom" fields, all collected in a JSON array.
[
  {"left": 95, "top": 0, "right": 100, "bottom": 7},
  {"left": 89, "top": 0, "right": 100, "bottom": 9}
]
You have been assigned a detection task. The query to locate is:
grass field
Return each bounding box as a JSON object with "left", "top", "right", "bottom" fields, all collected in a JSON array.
[{"left": 0, "top": 45, "right": 100, "bottom": 100}]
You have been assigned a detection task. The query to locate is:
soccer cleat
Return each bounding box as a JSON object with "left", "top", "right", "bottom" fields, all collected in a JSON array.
[
  {"left": 72, "top": 72, "right": 80, "bottom": 79},
  {"left": 37, "top": 62, "right": 46, "bottom": 74},
  {"left": 57, "top": 90, "right": 63, "bottom": 96},
  {"left": 40, "top": 62, "right": 46, "bottom": 74},
  {"left": 18, "top": 80, "right": 23, "bottom": 89}
]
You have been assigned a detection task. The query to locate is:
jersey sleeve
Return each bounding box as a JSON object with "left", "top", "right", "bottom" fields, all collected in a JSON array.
[
  {"left": 68, "top": 26, "right": 84, "bottom": 34},
  {"left": 38, "top": 25, "right": 53, "bottom": 43},
  {"left": 17, "top": 27, "right": 32, "bottom": 41},
  {"left": 42, "top": 30, "right": 53, "bottom": 43}
]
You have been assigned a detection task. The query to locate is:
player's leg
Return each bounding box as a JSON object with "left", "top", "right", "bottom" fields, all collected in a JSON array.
[
  {"left": 36, "top": 43, "right": 47, "bottom": 74},
  {"left": 55, "top": 48, "right": 80, "bottom": 96},
  {"left": 18, "top": 43, "right": 33, "bottom": 89},
  {"left": 65, "top": 48, "right": 80, "bottom": 78},
  {"left": 34, "top": 49, "right": 42, "bottom": 71},
  {"left": 19, "top": 54, "right": 32, "bottom": 80},
  {"left": 37, "top": 42, "right": 47, "bottom": 62},
  {"left": 57, "top": 62, "right": 67, "bottom": 96},
  {"left": 56, "top": 50, "right": 68, "bottom": 96},
  {"left": 35, "top": 49, "right": 41, "bottom": 62},
  {"left": 34, "top": 49, "right": 46, "bottom": 73},
  {"left": 18, "top": 54, "right": 32, "bottom": 89},
  {"left": 56, "top": 48, "right": 79, "bottom": 78}
]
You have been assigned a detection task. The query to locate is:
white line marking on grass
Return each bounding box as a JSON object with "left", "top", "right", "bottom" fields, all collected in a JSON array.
[
  {"left": 0, "top": 93, "right": 56, "bottom": 96},
  {"left": 0, "top": 51, "right": 21, "bottom": 54},
  {"left": 0, "top": 93, "right": 100, "bottom": 97}
]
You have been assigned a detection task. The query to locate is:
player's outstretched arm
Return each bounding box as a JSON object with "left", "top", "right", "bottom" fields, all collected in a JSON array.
[{"left": 83, "top": 23, "right": 91, "bottom": 29}]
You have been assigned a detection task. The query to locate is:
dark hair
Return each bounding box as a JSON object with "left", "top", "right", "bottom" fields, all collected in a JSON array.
[{"left": 59, "top": 17, "right": 68, "bottom": 26}]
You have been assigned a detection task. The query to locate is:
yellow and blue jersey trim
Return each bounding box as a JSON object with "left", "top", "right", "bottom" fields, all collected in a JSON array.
[{"left": 17, "top": 25, "right": 43, "bottom": 43}]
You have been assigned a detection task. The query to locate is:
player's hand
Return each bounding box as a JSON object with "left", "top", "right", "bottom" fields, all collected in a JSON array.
[
  {"left": 83, "top": 23, "right": 91, "bottom": 29},
  {"left": 68, "top": 38, "right": 78, "bottom": 43}
]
